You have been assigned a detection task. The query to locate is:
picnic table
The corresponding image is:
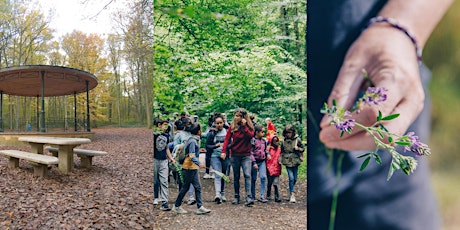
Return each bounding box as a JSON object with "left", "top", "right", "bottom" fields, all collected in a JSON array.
[{"left": 18, "top": 136, "right": 91, "bottom": 173}]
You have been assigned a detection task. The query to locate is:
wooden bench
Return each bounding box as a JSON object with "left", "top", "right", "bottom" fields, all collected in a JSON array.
[
  {"left": 45, "top": 146, "right": 107, "bottom": 168},
  {"left": 0, "top": 150, "right": 59, "bottom": 177}
]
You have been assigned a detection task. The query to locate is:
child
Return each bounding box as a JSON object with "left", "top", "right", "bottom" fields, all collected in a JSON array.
[
  {"left": 250, "top": 124, "right": 270, "bottom": 203},
  {"left": 153, "top": 119, "right": 176, "bottom": 211},
  {"left": 172, "top": 117, "right": 196, "bottom": 205},
  {"left": 173, "top": 122, "right": 211, "bottom": 215},
  {"left": 206, "top": 115, "right": 228, "bottom": 204},
  {"left": 279, "top": 124, "right": 304, "bottom": 203},
  {"left": 266, "top": 135, "right": 282, "bottom": 202}
]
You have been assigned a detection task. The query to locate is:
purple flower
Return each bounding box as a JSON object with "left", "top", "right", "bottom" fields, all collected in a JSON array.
[
  {"left": 334, "top": 119, "right": 355, "bottom": 133},
  {"left": 403, "top": 132, "right": 431, "bottom": 156},
  {"left": 333, "top": 111, "right": 355, "bottom": 133},
  {"left": 362, "top": 87, "right": 388, "bottom": 106}
]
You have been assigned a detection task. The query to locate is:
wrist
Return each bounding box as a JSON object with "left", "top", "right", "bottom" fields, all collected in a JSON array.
[{"left": 364, "top": 16, "right": 422, "bottom": 63}]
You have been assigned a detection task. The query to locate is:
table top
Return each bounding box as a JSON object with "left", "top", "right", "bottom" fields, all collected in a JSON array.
[{"left": 18, "top": 136, "right": 91, "bottom": 145}]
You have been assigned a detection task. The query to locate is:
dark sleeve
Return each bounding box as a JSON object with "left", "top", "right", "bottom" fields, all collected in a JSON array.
[
  {"left": 206, "top": 132, "right": 217, "bottom": 150},
  {"left": 221, "top": 127, "right": 232, "bottom": 154}
]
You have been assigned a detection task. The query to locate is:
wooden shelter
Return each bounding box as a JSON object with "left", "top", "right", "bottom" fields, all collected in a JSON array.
[{"left": 0, "top": 65, "right": 98, "bottom": 132}]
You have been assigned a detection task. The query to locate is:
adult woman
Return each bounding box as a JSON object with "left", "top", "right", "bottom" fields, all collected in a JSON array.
[{"left": 221, "top": 108, "right": 255, "bottom": 207}]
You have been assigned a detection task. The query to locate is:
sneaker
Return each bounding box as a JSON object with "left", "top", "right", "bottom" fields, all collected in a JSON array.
[
  {"left": 258, "top": 198, "right": 268, "bottom": 203},
  {"left": 221, "top": 195, "right": 227, "bottom": 202},
  {"left": 245, "top": 198, "right": 254, "bottom": 207},
  {"left": 153, "top": 198, "right": 159, "bottom": 205},
  {"left": 203, "top": 173, "right": 212, "bottom": 179},
  {"left": 214, "top": 195, "right": 222, "bottom": 204},
  {"left": 266, "top": 196, "right": 272, "bottom": 201},
  {"left": 275, "top": 197, "right": 282, "bottom": 203},
  {"left": 290, "top": 195, "right": 296, "bottom": 203},
  {"left": 187, "top": 199, "right": 197, "bottom": 205},
  {"left": 196, "top": 206, "right": 211, "bottom": 215},
  {"left": 173, "top": 206, "right": 188, "bottom": 214},
  {"left": 210, "top": 174, "right": 215, "bottom": 179},
  {"left": 231, "top": 198, "right": 240, "bottom": 205},
  {"left": 160, "top": 203, "right": 171, "bottom": 211}
]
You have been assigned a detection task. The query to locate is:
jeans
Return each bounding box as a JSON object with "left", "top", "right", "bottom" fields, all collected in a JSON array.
[
  {"left": 174, "top": 169, "right": 203, "bottom": 208},
  {"left": 211, "top": 156, "right": 229, "bottom": 196},
  {"left": 251, "top": 161, "right": 267, "bottom": 199},
  {"left": 286, "top": 166, "right": 299, "bottom": 193},
  {"left": 153, "top": 159, "right": 169, "bottom": 203},
  {"left": 177, "top": 176, "right": 195, "bottom": 200},
  {"left": 230, "top": 155, "right": 252, "bottom": 201}
]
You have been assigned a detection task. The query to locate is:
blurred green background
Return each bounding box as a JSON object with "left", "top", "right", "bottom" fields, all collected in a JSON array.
[{"left": 423, "top": 2, "right": 460, "bottom": 229}]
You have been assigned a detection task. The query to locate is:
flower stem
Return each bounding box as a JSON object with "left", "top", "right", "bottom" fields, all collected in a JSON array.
[{"left": 329, "top": 151, "right": 344, "bottom": 230}]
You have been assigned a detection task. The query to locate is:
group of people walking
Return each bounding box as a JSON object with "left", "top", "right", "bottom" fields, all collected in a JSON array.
[{"left": 153, "top": 108, "right": 304, "bottom": 215}]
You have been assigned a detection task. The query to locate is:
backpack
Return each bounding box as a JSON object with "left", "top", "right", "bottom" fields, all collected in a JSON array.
[{"left": 175, "top": 137, "right": 194, "bottom": 164}]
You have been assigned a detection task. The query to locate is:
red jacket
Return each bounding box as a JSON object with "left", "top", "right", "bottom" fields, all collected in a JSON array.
[
  {"left": 266, "top": 135, "right": 281, "bottom": 176},
  {"left": 222, "top": 125, "right": 254, "bottom": 157}
]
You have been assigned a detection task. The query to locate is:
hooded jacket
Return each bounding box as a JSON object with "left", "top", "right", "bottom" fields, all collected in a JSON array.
[
  {"left": 280, "top": 134, "right": 304, "bottom": 167},
  {"left": 266, "top": 135, "right": 282, "bottom": 176}
]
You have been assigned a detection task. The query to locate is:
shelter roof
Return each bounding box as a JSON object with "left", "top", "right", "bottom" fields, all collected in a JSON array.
[{"left": 0, "top": 65, "right": 98, "bottom": 97}]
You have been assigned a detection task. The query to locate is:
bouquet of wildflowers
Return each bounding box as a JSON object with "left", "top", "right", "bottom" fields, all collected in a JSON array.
[
  {"left": 320, "top": 70, "right": 431, "bottom": 230},
  {"left": 320, "top": 70, "right": 430, "bottom": 180}
]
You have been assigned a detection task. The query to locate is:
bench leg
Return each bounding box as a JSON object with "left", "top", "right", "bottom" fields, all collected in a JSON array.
[
  {"left": 7, "top": 157, "right": 19, "bottom": 168},
  {"left": 78, "top": 155, "right": 93, "bottom": 168},
  {"left": 30, "top": 162, "right": 48, "bottom": 177}
]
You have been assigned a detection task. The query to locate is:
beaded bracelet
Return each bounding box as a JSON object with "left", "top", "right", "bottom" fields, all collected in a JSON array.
[{"left": 364, "top": 16, "right": 422, "bottom": 63}]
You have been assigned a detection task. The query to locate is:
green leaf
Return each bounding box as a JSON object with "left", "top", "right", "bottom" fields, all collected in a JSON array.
[
  {"left": 381, "top": 113, "right": 400, "bottom": 121},
  {"left": 388, "top": 136, "right": 393, "bottom": 143},
  {"left": 373, "top": 152, "right": 382, "bottom": 164},
  {"left": 387, "top": 160, "right": 399, "bottom": 181},
  {"left": 395, "top": 141, "right": 411, "bottom": 146},
  {"left": 357, "top": 153, "right": 371, "bottom": 158},
  {"left": 376, "top": 129, "right": 384, "bottom": 139},
  {"left": 213, "top": 170, "right": 230, "bottom": 183},
  {"left": 332, "top": 99, "right": 337, "bottom": 106},
  {"left": 377, "top": 110, "right": 382, "bottom": 121},
  {"left": 340, "top": 131, "right": 344, "bottom": 137},
  {"left": 379, "top": 124, "right": 389, "bottom": 133},
  {"left": 360, "top": 157, "right": 371, "bottom": 171}
]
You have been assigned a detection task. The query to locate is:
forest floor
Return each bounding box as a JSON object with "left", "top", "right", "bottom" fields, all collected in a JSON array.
[{"left": 0, "top": 127, "right": 306, "bottom": 229}]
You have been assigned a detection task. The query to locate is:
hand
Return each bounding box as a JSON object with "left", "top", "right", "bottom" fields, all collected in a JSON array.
[
  {"left": 170, "top": 158, "right": 176, "bottom": 164},
  {"left": 267, "top": 155, "right": 272, "bottom": 160},
  {"left": 241, "top": 118, "right": 247, "bottom": 126},
  {"left": 220, "top": 153, "right": 226, "bottom": 160},
  {"left": 199, "top": 163, "right": 205, "bottom": 168},
  {"left": 294, "top": 146, "right": 299, "bottom": 151},
  {"left": 319, "top": 25, "right": 424, "bottom": 151},
  {"left": 253, "top": 164, "right": 258, "bottom": 170}
]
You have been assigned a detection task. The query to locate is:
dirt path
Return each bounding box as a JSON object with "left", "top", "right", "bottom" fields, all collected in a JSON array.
[{"left": 0, "top": 127, "right": 306, "bottom": 229}]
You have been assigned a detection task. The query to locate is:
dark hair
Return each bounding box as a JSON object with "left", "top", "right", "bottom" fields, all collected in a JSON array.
[
  {"left": 282, "top": 124, "right": 296, "bottom": 138},
  {"left": 175, "top": 119, "right": 185, "bottom": 130},
  {"left": 155, "top": 119, "right": 166, "bottom": 126},
  {"left": 254, "top": 124, "right": 264, "bottom": 133},
  {"left": 187, "top": 122, "right": 201, "bottom": 135},
  {"left": 207, "top": 114, "right": 215, "bottom": 127}
]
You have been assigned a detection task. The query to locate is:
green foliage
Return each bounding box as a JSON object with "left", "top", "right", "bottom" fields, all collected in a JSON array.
[{"left": 154, "top": 0, "right": 306, "bottom": 134}]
